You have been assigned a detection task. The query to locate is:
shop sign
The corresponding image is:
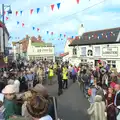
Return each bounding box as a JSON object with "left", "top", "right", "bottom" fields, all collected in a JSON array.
[
  {"left": 38, "top": 48, "right": 53, "bottom": 53},
  {"left": 102, "top": 47, "right": 118, "bottom": 57}
]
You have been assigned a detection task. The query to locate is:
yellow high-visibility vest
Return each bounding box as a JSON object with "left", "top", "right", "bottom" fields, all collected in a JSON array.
[
  {"left": 49, "top": 69, "right": 54, "bottom": 77},
  {"left": 62, "top": 67, "right": 68, "bottom": 80}
]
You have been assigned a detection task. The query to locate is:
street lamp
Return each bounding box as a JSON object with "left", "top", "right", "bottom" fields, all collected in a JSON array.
[{"left": 2, "top": 4, "right": 12, "bottom": 56}]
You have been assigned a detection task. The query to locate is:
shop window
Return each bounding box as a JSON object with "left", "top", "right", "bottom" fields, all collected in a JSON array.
[
  {"left": 73, "top": 47, "right": 77, "bottom": 55},
  {"left": 107, "top": 60, "right": 116, "bottom": 68},
  {"left": 87, "top": 50, "right": 93, "bottom": 56}
]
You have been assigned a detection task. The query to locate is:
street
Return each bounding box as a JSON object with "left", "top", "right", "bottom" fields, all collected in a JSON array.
[{"left": 46, "top": 78, "right": 90, "bottom": 120}]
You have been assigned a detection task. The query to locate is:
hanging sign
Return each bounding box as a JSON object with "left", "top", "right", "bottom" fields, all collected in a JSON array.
[{"left": 102, "top": 47, "right": 118, "bottom": 57}]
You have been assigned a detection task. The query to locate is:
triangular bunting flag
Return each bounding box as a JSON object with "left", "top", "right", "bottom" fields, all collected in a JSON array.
[
  {"left": 51, "top": 32, "right": 53, "bottom": 35},
  {"left": 60, "top": 34, "right": 62, "bottom": 37},
  {"left": 51, "top": 4, "right": 54, "bottom": 11},
  {"left": 37, "top": 28, "right": 40, "bottom": 31},
  {"left": 47, "top": 31, "right": 49, "bottom": 34},
  {"left": 6, "top": 17, "right": 8, "bottom": 20},
  {"left": 22, "top": 23, "right": 24, "bottom": 27},
  {"left": 76, "top": 0, "right": 80, "bottom": 4},
  {"left": 57, "top": 3, "right": 61, "bottom": 9},
  {"left": 20, "top": 11, "right": 23, "bottom": 15},
  {"left": 64, "top": 34, "right": 66, "bottom": 37},
  {"left": 32, "top": 27, "right": 35, "bottom": 30},
  {"left": 16, "top": 11, "right": 18, "bottom": 16},
  {"left": 37, "top": 8, "right": 40, "bottom": 14},
  {"left": 30, "top": 9, "right": 34, "bottom": 14},
  {"left": 17, "top": 21, "right": 19, "bottom": 25}
]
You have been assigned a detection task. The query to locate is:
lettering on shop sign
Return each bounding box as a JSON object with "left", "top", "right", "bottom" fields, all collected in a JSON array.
[
  {"left": 102, "top": 47, "right": 118, "bottom": 57},
  {"left": 38, "top": 48, "right": 53, "bottom": 53}
]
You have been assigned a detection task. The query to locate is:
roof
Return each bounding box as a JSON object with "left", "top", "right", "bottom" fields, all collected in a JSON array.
[
  {"left": 69, "top": 27, "right": 120, "bottom": 46},
  {"left": 0, "top": 21, "right": 9, "bottom": 36},
  {"left": 13, "top": 35, "right": 53, "bottom": 52},
  {"left": 31, "top": 42, "right": 53, "bottom": 47}
]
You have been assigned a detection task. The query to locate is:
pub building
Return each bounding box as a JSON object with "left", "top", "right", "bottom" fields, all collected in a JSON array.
[{"left": 68, "top": 27, "right": 120, "bottom": 71}]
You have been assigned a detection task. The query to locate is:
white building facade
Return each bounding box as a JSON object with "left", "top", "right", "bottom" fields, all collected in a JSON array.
[
  {"left": 13, "top": 35, "right": 55, "bottom": 62},
  {"left": 65, "top": 27, "right": 120, "bottom": 71},
  {"left": 27, "top": 38, "right": 55, "bottom": 62}
]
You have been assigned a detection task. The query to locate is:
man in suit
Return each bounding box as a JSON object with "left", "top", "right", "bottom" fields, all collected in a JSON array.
[{"left": 114, "top": 84, "right": 120, "bottom": 106}]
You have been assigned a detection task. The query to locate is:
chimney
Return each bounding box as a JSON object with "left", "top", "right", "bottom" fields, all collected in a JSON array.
[
  {"left": 78, "top": 23, "right": 85, "bottom": 37},
  {"left": 38, "top": 35, "right": 42, "bottom": 41},
  {"left": 26, "top": 35, "right": 29, "bottom": 40}
]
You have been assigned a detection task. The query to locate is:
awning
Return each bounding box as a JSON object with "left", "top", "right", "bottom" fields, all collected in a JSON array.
[{"left": 60, "top": 52, "right": 69, "bottom": 57}]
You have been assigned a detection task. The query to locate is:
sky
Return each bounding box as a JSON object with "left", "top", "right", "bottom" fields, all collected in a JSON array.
[{"left": 0, "top": 0, "right": 120, "bottom": 54}]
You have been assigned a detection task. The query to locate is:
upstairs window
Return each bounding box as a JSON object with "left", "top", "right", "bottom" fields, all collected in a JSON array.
[
  {"left": 81, "top": 47, "right": 86, "bottom": 56},
  {"left": 73, "top": 47, "right": 77, "bottom": 55}
]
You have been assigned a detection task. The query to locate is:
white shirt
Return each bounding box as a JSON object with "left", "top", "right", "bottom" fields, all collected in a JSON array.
[{"left": 39, "top": 115, "right": 53, "bottom": 120}]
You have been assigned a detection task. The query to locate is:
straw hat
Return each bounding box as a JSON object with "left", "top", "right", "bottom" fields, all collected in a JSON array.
[
  {"left": 2, "top": 85, "right": 16, "bottom": 94},
  {"left": 26, "top": 95, "right": 48, "bottom": 118}
]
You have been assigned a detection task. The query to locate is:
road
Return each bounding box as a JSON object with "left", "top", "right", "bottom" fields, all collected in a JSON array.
[{"left": 45, "top": 77, "right": 90, "bottom": 120}]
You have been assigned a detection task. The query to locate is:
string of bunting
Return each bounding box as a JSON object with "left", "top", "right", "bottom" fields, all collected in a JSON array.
[
  {"left": 83, "top": 30, "right": 119, "bottom": 40},
  {"left": 16, "top": 21, "right": 75, "bottom": 40},
  {"left": 4, "top": 0, "right": 80, "bottom": 17}
]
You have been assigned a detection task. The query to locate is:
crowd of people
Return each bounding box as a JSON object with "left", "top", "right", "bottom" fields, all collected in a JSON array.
[
  {"left": 0, "top": 59, "right": 80, "bottom": 120},
  {"left": 78, "top": 60, "right": 120, "bottom": 120},
  {"left": 1, "top": 58, "right": 120, "bottom": 120}
]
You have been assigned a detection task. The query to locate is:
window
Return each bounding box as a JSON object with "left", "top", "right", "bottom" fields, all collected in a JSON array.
[
  {"left": 107, "top": 60, "right": 116, "bottom": 68},
  {"left": 81, "top": 47, "right": 86, "bottom": 56},
  {"left": 94, "top": 46, "right": 100, "bottom": 56},
  {"left": 87, "top": 50, "right": 93, "bottom": 56},
  {"left": 73, "top": 47, "right": 77, "bottom": 55}
]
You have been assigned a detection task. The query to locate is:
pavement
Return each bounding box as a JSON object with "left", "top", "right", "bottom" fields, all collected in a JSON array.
[{"left": 45, "top": 77, "right": 90, "bottom": 120}]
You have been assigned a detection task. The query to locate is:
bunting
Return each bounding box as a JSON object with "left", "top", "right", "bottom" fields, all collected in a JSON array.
[
  {"left": 30, "top": 9, "right": 34, "bottom": 14},
  {"left": 16, "top": 11, "right": 18, "bottom": 16},
  {"left": 47, "top": 31, "right": 49, "bottom": 34},
  {"left": 76, "top": 0, "right": 80, "bottom": 4},
  {"left": 17, "top": 21, "right": 19, "bottom": 25},
  {"left": 57, "top": 3, "right": 61, "bottom": 9},
  {"left": 3, "top": 1, "right": 84, "bottom": 16},
  {"left": 37, "top": 28, "right": 40, "bottom": 31},
  {"left": 60, "top": 34, "right": 62, "bottom": 37},
  {"left": 51, "top": 32, "right": 53, "bottom": 35},
  {"left": 20, "top": 11, "right": 23, "bottom": 15},
  {"left": 6, "top": 17, "right": 8, "bottom": 20},
  {"left": 37, "top": 8, "right": 40, "bottom": 14},
  {"left": 32, "top": 27, "right": 35, "bottom": 30},
  {"left": 22, "top": 23, "right": 24, "bottom": 27},
  {"left": 51, "top": 4, "right": 54, "bottom": 11}
]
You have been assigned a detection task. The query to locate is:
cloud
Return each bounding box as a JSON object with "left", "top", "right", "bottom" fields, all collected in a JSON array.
[{"left": 5, "top": 0, "right": 120, "bottom": 53}]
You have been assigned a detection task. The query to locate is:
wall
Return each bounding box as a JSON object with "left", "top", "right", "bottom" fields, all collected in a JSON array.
[{"left": 0, "top": 27, "right": 9, "bottom": 52}]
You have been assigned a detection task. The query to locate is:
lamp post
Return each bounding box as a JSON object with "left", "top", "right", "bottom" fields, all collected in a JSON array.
[{"left": 2, "top": 4, "right": 12, "bottom": 56}]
